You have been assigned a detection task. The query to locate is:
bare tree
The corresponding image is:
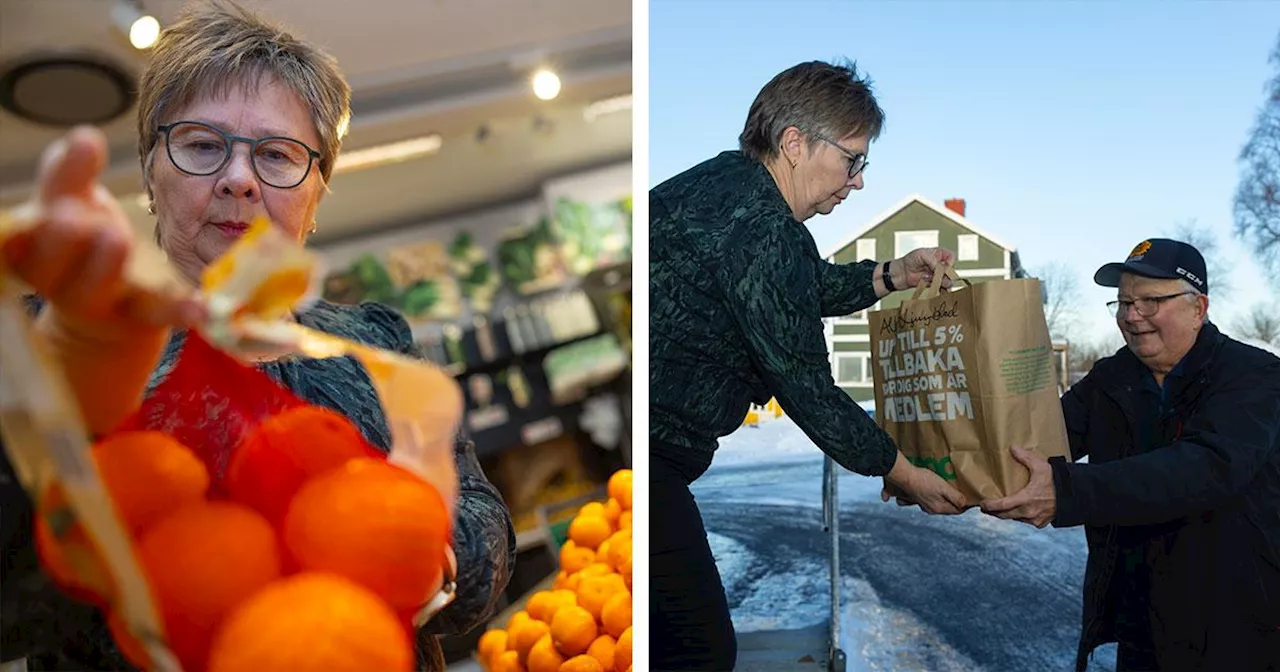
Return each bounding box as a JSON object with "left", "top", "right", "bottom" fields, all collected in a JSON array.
[
  {"left": 1066, "top": 333, "right": 1125, "bottom": 383},
  {"left": 1166, "top": 219, "right": 1233, "bottom": 297},
  {"left": 1232, "top": 301, "right": 1280, "bottom": 346},
  {"left": 1035, "top": 262, "right": 1083, "bottom": 341},
  {"left": 1234, "top": 32, "right": 1280, "bottom": 274}
]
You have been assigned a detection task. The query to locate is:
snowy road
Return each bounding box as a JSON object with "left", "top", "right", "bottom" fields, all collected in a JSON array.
[{"left": 692, "top": 419, "right": 1117, "bottom": 672}]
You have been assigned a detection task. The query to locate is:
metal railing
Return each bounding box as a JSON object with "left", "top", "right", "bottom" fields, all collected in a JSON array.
[{"left": 822, "top": 455, "right": 847, "bottom": 672}]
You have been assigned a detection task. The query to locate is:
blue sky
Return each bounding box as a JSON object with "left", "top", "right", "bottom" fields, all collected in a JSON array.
[{"left": 650, "top": 0, "right": 1280, "bottom": 343}]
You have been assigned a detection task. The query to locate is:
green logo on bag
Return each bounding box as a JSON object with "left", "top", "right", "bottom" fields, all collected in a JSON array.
[{"left": 909, "top": 455, "right": 957, "bottom": 481}]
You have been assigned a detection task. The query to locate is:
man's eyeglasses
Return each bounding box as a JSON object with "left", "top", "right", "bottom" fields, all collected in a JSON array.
[
  {"left": 157, "top": 121, "right": 322, "bottom": 189},
  {"left": 1107, "top": 292, "right": 1195, "bottom": 318},
  {"left": 811, "top": 132, "right": 868, "bottom": 179}
]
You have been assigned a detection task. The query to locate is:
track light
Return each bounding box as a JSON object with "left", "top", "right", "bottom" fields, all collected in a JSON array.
[
  {"left": 112, "top": 1, "right": 160, "bottom": 50},
  {"left": 532, "top": 69, "right": 561, "bottom": 101}
]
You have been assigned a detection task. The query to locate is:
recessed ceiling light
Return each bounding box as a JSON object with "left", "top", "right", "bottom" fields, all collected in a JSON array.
[{"left": 0, "top": 52, "right": 136, "bottom": 127}]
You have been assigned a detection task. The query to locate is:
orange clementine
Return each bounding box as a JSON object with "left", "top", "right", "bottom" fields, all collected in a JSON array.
[
  {"left": 107, "top": 611, "right": 153, "bottom": 670},
  {"left": 597, "top": 540, "right": 613, "bottom": 567},
  {"left": 527, "top": 633, "right": 566, "bottom": 672},
  {"left": 228, "top": 406, "right": 377, "bottom": 527},
  {"left": 207, "top": 573, "right": 412, "bottom": 672},
  {"left": 549, "top": 590, "right": 579, "bottom": 621},
  {"left": 578, "top": 502, "right": 608, "bottom": 520},
  {"left": 562, "top": 572, "right": 584, "bottom": 593},
  {"left": 553, "top": 570, "right": 572, "bottom": 590},
  {"left": 478, "top": 628, "right": 509, "bottom": 666},
  {"left": 550, "top": 605, "right": 597, "bottom": 657},
  {"left": 137, "top": 501, "right": 281, "bottom": 671},
  {"left": 93, "top": 430, "right": 209, "bottom": 536},
  {"left": 607, "top": 470, "right": 632, "bottom": 511},
  {"left": 586, "top": 635, "right": 616, "bottom": 671},
  {"left": 618, "top": 511, "right": 631, "bottom": 530},
  {"left": 526, "top": 591, "right": 558, "bottom": 623},
  {"left": 33, "top": 483, "right": 115, "bottom": 606},
  {"left": 619, "top": 556, "right": 632, "bottom": 591},
  {"left": 560, "top": 655, "right": 605, "bottom": 672},
  {"left": 568, "top": 516, "right": 612, "bottom": 550},
  {"left": 284, "top": 458, "right": 450, "bottom": 611},
  {"left": 578, "top": 563, "right": 614, "bottom": 580},
  {"left": 605, "top": 537, "right": 632, "bottom": 573},
  {"left": 614, "top": 627, "right": 632, "bottom": 672},
  {"left": 491, "top": 650, "right": 524, "bottom": 672},
  {"left": 531, "top": 589, "right": 577, "bottom": 625},
  {"left": 559, "top": 541, "right": 595, "bottom": 574},
  {"left": 601, "top": 592, "right": 631, "bottom": 639},
  {"left": 508, "top": 610, "right": 532, "bottom": 631},
  {"left": 509, "top": 617, "right": 551, "bottom": 664},
  {"left": 602, "top": 499, "right": 622, "bottom": 527},
  {"left": 576, "top": 575, "right": 626, "bottom": 622}
]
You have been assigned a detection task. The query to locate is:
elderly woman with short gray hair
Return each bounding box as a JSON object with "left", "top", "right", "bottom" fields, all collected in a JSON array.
[
  {"left": 648, "top": 60, "right": 965, "bottom": 669},
  {"left": 0, "top": 2, "right": 513, "bottom": 670}
]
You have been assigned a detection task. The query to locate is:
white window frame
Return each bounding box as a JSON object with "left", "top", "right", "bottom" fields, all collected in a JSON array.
[
  {"left": 855, "top": 238, "right": 877, "bottom": 261},
  {"left": 894, "top": 230, "right": 940, "bottom": 257},
  {"left": 958, "top": 234, "right": 980, "bottom": 261},
  {"left": 834, "top": 353, "right": 873, "bottom": 386}
]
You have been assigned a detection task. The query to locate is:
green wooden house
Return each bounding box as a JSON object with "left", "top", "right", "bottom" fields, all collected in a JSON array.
[{"left": 823, "top": 195, "right": 1027, "bottom": 403}]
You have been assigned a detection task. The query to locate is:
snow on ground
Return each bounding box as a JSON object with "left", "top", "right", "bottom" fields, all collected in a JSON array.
[
  {"left": 713, "top": 416, "right": 828, "bottom": 466},
  {"left": 696, "top": 417, "right": 1117, "bottom": 672}
]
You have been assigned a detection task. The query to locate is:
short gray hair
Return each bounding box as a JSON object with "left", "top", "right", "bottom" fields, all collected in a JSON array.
[
  {"left": 738, "top": 60, "right": 885, "bottom": 163},
  {"left": 136, "top": 0, "right": 351, "bottom": 198},
  {"left": 1178, "top": 279, "right": 1210, "bottom": 323}
]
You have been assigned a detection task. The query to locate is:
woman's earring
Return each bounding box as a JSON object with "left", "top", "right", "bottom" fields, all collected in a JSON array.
[
  {"left": 309, "top": 222, "right": 318, "bottom": 235},
  {"left": 148, "top": 201, "right": 156, "bottom": 215}
]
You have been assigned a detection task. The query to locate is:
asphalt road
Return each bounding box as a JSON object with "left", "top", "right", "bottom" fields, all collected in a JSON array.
[{"left": 692, "top": 445, "right": 1118, "bottom": 672}]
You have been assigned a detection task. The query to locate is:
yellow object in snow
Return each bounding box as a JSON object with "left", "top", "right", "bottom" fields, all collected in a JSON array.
[{"left": 742, "top": 398, "right": 784, "bottom": 426}]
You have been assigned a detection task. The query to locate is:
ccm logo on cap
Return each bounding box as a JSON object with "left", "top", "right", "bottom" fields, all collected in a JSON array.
[{"left": 1176, "top": 267, "right": 1203, "bottom": 286}]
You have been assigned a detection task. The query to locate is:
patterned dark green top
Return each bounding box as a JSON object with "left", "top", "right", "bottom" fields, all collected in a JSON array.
[
  {"left": 1, "top": 298, "right": 515, "bottom": 672},
  {"left": 649, "top": 150, "right": 899, "bottom": 481}
]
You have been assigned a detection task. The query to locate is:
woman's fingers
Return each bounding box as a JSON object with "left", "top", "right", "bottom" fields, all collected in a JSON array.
[
  {"left": 58, "top": 226, "right": 131, "bottom": 320},
  {"left": 13, "top": 200, "right": 97, "bottom": 297},
  {"left": 38, "top": 126, "right": 108, "bottom": 205}
]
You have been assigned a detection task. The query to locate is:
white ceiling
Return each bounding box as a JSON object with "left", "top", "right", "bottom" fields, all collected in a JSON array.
[{"left": 0, "top": 0, "right": 632, "bottom": 243}]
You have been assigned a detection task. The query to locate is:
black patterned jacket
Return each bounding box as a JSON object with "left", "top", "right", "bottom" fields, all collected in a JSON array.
[{"left": 649, "top": 150, "right": 898, "bottom": 482}]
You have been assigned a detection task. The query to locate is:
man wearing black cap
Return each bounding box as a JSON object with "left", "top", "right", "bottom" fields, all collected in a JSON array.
[{"left": 982, "top": 238, "right": 1280, "bottom": 671}]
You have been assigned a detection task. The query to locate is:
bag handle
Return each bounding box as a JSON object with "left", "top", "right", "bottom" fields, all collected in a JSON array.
[{"left": 908, "top": 262, "right": 970, "bottom": 302}]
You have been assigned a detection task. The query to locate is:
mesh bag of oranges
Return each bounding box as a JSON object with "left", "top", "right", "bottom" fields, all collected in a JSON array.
[
  {"left": 477, "top": 469, "right": 633, "bottom": 672},
  {"left": 0, "top": 216, "right": 464, "bottom": 672}
]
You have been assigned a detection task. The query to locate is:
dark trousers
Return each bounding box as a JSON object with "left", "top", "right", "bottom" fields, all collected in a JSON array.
[
  {"left": 1115, "top": 641, "right": 1160, "bottom": 672},
  {"left": 650, "top": 451, "right": 737, "bottom": 671}
]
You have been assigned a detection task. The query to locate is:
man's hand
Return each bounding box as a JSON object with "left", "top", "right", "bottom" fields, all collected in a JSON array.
[
  {"left": 980, "top": 446, "right": 1056, "bottom": 528},
  {"left": 883, "top": 453, "right": 966, "bottom": 514}
]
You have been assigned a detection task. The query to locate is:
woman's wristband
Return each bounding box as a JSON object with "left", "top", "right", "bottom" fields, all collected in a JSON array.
[{"left": 882, "top": 261, "right": 896, "bottom": 292}]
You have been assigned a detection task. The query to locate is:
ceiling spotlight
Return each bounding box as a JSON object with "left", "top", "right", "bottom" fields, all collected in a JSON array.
[
  {"left": 112, "top": 1, "right": 161, "bottom": 50},
  {"left": 531, "top": 69, "right": 561, "bottom": 101}
]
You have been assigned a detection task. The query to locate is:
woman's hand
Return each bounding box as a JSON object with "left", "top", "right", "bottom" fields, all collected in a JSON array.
[
  {"left": 882, "top": 452, "right": 966, "bottom": 514},
  {"left": 1, "top": 126, "right": 203, "bottom": 336},
  {"left": 883, "top": 247, "right": 957, "bottom": 294},
  {"left": 896, "top": 245, "right": 957, "bottom": 288},
  {"left": 1, "top": 127, "right": 203, "bottom": 433}
]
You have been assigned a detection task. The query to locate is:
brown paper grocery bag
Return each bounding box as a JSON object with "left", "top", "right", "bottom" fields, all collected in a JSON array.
[{"left": 868, "top": 265, "right": 1070, "bottom": 507}]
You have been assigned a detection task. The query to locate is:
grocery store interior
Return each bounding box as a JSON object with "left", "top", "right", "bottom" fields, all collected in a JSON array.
[{"left": 0, "top": 0, "right": 632, "bottom": 668}]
